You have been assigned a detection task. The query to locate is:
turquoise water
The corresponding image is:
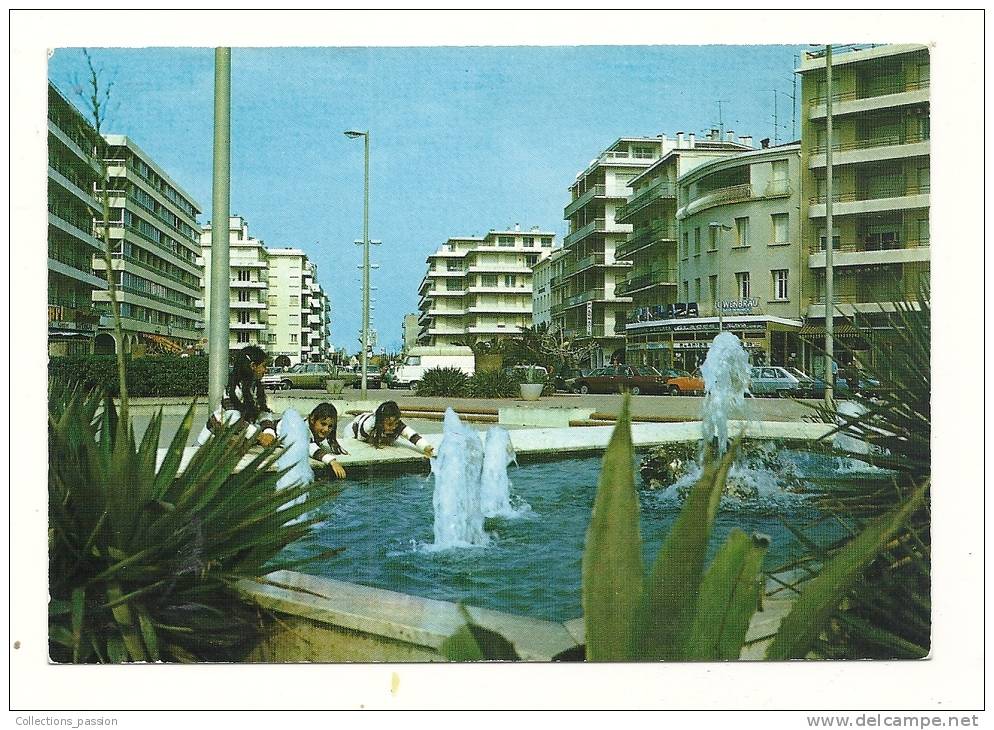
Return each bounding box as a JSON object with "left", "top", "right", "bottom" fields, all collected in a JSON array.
[{"left": 281, "top": 450, "right": 858, "bottom": 623}]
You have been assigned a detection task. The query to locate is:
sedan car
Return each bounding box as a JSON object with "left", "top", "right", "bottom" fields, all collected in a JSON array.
[
  {"left": 572, "top": 365, "right": 670, "bottom": 395},
  {"left": 749, "top": 366, "right": 806, "bottom": 398},
  {"left": 664, "top": 369, "right": 705, "bottom": 396}
]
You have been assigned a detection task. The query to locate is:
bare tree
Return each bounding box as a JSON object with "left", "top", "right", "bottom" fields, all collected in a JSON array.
[{"left": 76, "top": 49, "right": 129, "bottom": 420}]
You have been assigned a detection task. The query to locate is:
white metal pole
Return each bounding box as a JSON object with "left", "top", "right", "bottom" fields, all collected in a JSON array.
[{"left": 208, "top": 48, "right": 231, "bottom": 412}]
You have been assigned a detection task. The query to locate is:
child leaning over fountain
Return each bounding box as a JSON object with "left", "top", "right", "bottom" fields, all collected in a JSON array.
[
  {"left": 307, "top": 403, "right": 348, "bottom": 480},
  {"left": 196, "top": 345, "right": 277, "bottom": 447},
  {"left": 348, "top": 401, "right": 435, "bottom": 458}
]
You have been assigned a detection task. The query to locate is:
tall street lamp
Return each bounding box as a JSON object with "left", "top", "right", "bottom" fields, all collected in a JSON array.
[
  {"left": 344, "top": 129, "right": 371, "bottom": 399},
  {"left": 709, "top": 222, "right": 732, "bottom": 333}
]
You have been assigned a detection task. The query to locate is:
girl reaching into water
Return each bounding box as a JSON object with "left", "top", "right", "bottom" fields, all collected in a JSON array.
[
  {"left": 196, "top": 345, "right": 278, "bottom": 447},
  {"left": 348, "top": 400, "right": 434, "bottom": 458},
  {"left": 307, "top": 402, "right": 348, "bottom": 480}
]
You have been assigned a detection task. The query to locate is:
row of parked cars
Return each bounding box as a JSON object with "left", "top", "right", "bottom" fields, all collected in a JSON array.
[
  {"left": 262, "top": 362, "right": 383, "bottom": 390},
  {"left": 565, "top": 365, "right": 879, "bottom": 398}
]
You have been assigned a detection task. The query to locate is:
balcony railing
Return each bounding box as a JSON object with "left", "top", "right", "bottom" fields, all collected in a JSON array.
[
  {"left": 763, "top": 179, "right": 792, "bottom": 197},
  {"left": 808, "top": 236, "right": 930, "bottom": 254},
  {"left": 810, "top": 132, "right": 929, "bottom": 155},
  {"left": 686, "top": 183, "right": 753, "bottom": 212},
  {"left": 564, "top": 219, "right": 603, "bottom": 247},
  {"left": 616, "top": 179, "right": 677, "bottom": 222},
  {"left": 615, "top": 221, "right": 680, "bottom": 259},
  {"left": 809, "top": 183, "right": 930, "bottom": 206},
  {"left": 560, "top": 253, "right": 606, "bottom": 278},
  {"left": 615, "top": 268, "right": 679, "bottom": 296},
  {"left": 564, "top": 184, "right": 605, "bottom": 218},
  {"left": 808, "top": 78, "right": 929, "bottom": 106}
]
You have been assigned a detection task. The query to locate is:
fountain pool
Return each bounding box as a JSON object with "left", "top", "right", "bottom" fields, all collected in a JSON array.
[{"left": 279, "top": 446, "right": 862, "bottom": 623}]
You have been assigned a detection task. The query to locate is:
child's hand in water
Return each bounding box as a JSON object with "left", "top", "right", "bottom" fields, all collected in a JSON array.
[
  {"left": 329, "top": 460, "right": 347, "bottom": 480},
  {"left": 422, "top": 444, "right": 435, "bottom": 458},
  {"left": 258, "top": 432, "right": 276, "bottom": 447}
]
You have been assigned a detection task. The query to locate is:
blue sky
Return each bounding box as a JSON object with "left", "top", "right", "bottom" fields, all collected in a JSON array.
[{"left": 48, "top": 44, "right": 805, "bottom": 352}]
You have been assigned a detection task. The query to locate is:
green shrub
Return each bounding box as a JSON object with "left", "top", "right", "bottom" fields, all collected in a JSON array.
[
  {"left": 415, "top": 367, "right": 469, "bottom": 397},
  {"left": 467, "top": 369, "right": 520, "bottom": 398},
  {"left": 48, "top": 387, "right": 342, "bottom": 663},
  {"left": 49, "top": 355, "right": 209, "bottom": 397}
]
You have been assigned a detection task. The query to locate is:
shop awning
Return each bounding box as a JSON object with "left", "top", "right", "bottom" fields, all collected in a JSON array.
[{"left": 798, "top": 323, "right": 863, "bottom": 339}]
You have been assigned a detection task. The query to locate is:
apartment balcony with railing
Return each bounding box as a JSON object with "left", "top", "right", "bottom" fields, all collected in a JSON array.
[
  {"left": 615, "top": 268, "right": 679, "bottom": 296},
  {"left": 563, "top": 218, "right": 631, "bottom": 248},
  {"left": 615, "top": 179, "right": 677, "bottom": 223},
  {"left": 807, "top": 235, "right": 930, "bottom": 268},
  {"left": 684, "top": 183, "right": 754, "bottom": 216},
  {"left": 808, "top": 182, "right": 929, "bottom": 216},
  {"left": 615, "top": 221, "right": 679, "bottom": 260},
  {"left": 808, "top": 131, "right": 929, "bottom": 167}
]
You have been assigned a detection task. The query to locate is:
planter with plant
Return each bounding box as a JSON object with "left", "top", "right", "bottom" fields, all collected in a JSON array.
[{"left": 518, "top": 365, "right": 545, "bottom": 401}]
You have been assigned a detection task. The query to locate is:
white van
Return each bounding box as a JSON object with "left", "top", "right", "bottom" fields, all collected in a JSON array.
[{"left": 390, "top": 346, "right": 476, "bottom": 389}]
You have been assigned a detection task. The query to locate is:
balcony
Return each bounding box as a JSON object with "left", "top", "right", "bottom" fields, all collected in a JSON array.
[
  {"left": 231, "top": 321, "right": 267, "bottom": 330},
  {"left": 427, "top": 308, "right": 466, "bottom": 317},
  {"left": 230, "top": 279, "right": 268, "bottom": 288},
  {"left": 563, "top": 218, "right": 631, "bottom": 248},
  {"left": 564, "top": 184, "right": 605, "bottom": 218},
  {"left": 808, "top": 237, "right": 930, "bottom": 268},
  {"left": 231, "top": 300, "right": 267, "bottom": 309},
  {"left": 809, "top": 133, "right": 929, "bottom": 167},
  {"left": 615, "top": 179, "right": 677, "bottom": 223},
  {"left": 427, "top": 269, "right": 467, "bottom": 278},
  {"left": 684, "top": 184, "right": 754, "bottom": 217},
  {"left": 808, "top": 183, "right": 929, "bottom": 217},
  {"left": 559, "top": 323, "right": 617, "bottom": 339},
  {"left": 466, "top": 285, "right": 533, "bottom": 295},
  {"left": 615, "top": 268, "right": 679, "bottom": 296},
  {"left": 560, "top": 253, "right": 606, "bottom": 279},
  {"left": 550, "top": 287, "right": 631, "bottom": 314},
  {"left": 466, "top": 265, "right": 531, "bottom": 274},
  {"left": 763, "top": 179, "right": 792, "bottom": 198},
  {"left": 808, "top": 79, "right": 929, "bottom": 119},
  {"left": 467, "top": 324, "right": 523, "bottom": 334},
  {"left": 466, "top": 305, "right": 532, "bottom": 314},
  {"left": 615, "top": 221, "right": 679, "bottom": 259}
]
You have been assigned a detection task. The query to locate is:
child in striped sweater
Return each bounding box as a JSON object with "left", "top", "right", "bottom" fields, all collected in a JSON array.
[
  {"left": 307, "top": 402, "right": 348, "bottom": 479},
  {"left": 348, "top": 401, "right": 434, "bottom": 458}
]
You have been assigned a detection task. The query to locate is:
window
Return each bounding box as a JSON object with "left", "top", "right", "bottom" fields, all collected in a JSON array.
[
  {"left": 503, "top": 274, "right": 517, "bottom": 288},
  {"left": 694, "top": 227, "right": 701, "bottom": 256},
  {"left": 237, "top": 311, "right": 251, "bottom": 324},
  {"left": 916, "top": 164, "right": 930, "bottom": 193},
  {"left": 481, "top": 274, "right": 498, "bottom": 287},
  {"left": 236, "top": 269, "right": 250, "bottom": 281},
  {"left": 541, "top": 237, "right": 552, "bottom": 247},
  {"left": 818, "top": 229, "right": 841, "bottom": 250},
  {"left": 708, "top": 226, "right": 718, "bottom": 251},
  {"left": 447, "top": 260, "right": 464, "bottom": 272},
  {"left": 682, "top": 232, "right": 689, "bottom": 259},
  {"left": 735, "top": 217, "right": 749, "bottom": 247},
  {"left": 916, "top": 218, "right": 929, "bottom": 245},
  {"left": 772, "top": 269, "right": 789, "bottom": 300},
  {"left": 268, "top": 333, "right": 277, "bottom": 344},
  {"left": 498, "top": 236, "right": 515, "bottom": 247},
  {"left": 709, "top": 275, "right": 718, "bottom": 302},
  {"left": 694, "top": 278, "right": 701, "bottom": 303},
  {"left": 289, "top": 315, "right": 299, "bottom": 325},
  {"left": 632, "top": 145, "right": 654, "bottom": 159},
  {"left": 268, "top": 294, "right": 278, "bottom": 305},
  {"left": 236, "top": 331, "right": 249, "bottom": 343},
  {"left": 736, "top": 272, "right": 751, "bottom": 299},
  {"left": 238, "top": 290, "right": 250, "bottom": 302},
  {"left": 289, "top": 295, "right": 299, "bottom": 306},
  {"left": 523, "top": 236, "right": 535, "bottom": 248},
  {"left": 771, "top": 213, "right": 789, "bottom": 245},
  {"left": 290, "top": 334, "right": 298, "bottom": 344},
  {"left": 682, "top": 281, "right": 689, "bottom": 301}
]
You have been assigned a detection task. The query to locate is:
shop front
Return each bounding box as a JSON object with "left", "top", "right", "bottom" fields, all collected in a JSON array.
[{"left": 625, "top": 315, "right": 804, "bottom": 371}]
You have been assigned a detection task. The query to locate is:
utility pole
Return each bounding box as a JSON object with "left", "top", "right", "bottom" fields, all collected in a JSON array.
[{"left": 208, "top": 48, "right": 231, "bottom": 412}]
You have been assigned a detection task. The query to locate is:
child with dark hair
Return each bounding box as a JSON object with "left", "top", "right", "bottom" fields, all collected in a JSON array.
[
  {"left": 348, "top": 400, "right": 434, "bottom": 457},
  {"left": 307, "top": 402, "right": 348, "bottom": 479},
  {"left": 196, "top": 345, "right": 278, "bottom": 446}
]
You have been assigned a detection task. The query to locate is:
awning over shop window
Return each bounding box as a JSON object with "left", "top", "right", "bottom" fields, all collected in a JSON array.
[{"left": 798, "top": 323, "right": 863, "bottom": 339}]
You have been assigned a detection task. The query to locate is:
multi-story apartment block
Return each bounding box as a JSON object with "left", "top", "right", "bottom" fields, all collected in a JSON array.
[
  {"left": 402, "top": 313, "right": 420, "bottom": 353},
  {"left": 798, "top": 44, "right": 930, "bottom": 373},
  {"left": 557, "top": 137, "right": 675, "bottom": 367},
  {"left": 418, "top": 227, "right": 555, "bottom": 347},
  {"left": 531, "top": 247, "right": 567, "bottom": 330},
  {"left": 92, "top": 135, "right": 203, "bottom": 352},
  {"left": 199, "top": 216, "right": 270, "bottom": 354},
  {"left": 643, "top": 142, "right": 804, "bottom": 371},
  {"left": 267, "top": 248, "right": 311, "bottom": 365},
  {"left": 47, "top": 82, "right": 105, "bottom": 355},
  {"left": 301, "top": 260, "right": 331, "bottom": 362},
  {"left": 615, "top": 130, "right": 755, "bottom": 363}
]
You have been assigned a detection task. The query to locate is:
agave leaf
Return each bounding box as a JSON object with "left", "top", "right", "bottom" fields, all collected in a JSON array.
[
  {"left": 633, "top": 442, "right": 737, "bottom": 660},
  {"left": 440, "top": 606, "right": 520, "bottom": 661},
  {"left": 684, "top": 530, "right": 768, "bottom": 661},
  {"left": 581, "top": 395, "right": 641, "bottom": 661},
  {"left": 136, "top": 605, "right": 160, "bottom": 662},
  {"left": 765, "top": 481, "right": 929, "bottom": 660},
  {"left": 70, "top": 588, "right": 85, "bottom": 662},
  {"left": 106, "top": 634, "right": 127, "bottom": 663},
  {"left": 49, "top": 599, "right": 71, "bottom": 616},
  {"left": 151, "top": 401, "right": 198, "bottom": 500},
  {"left": 49, "top": 624, "right": 74, "bottom": 649}
]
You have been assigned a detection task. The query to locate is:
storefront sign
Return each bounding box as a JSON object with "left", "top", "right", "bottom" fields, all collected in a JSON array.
[
  {"left": 670, "top": 321, "right": 767, "bottom": 333},
  {"left": 717, "top": 298, "right": 760, "bottom": 314},
  {"left": 586, "top": 301, "right": 593, "bottom": 336}
]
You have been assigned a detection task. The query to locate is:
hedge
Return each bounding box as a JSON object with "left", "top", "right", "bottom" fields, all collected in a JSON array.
[{"left": 49, "top": 355, "right": 209, "bottom": 397}]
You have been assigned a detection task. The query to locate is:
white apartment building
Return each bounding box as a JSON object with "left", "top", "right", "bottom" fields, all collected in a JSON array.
[
  {"left": 557, "top": 137, "right": 674, "bottom": 367},
  {"left": 199, "top": 216, "right": 270, "bottom": 353},
  {"left": 48, "top": 82, "right": 105, "bottom": 355},
  {"left": 267, "top": 248, "right": 310, "bottom": 365},
  {"left": 418, "top": 227, "right": 555, "bottom": 346},
  {"left": 531, "top": 247, "right": 567, "bottom": 329},
  {"left": 92, "top": 135, "right": 203, "bottom": 353}
]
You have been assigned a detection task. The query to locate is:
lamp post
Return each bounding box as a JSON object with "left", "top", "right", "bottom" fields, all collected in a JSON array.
[
  {"left": 823, "top": 44, "right": 836, "bottom": 405},
  {"left": 709, "top": 222, "right": 732, "bottom": 333},
  {"left": 344, "top": 129, "right": 370, "bottom": 399}
]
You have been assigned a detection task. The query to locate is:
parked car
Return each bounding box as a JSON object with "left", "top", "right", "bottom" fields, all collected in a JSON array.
[
  {"left": 748, "top": 366, "right": 805, "bottom": 398},
  {"left": 790, "top": 368, "right": 882, "bottom": 399},
  {"left": 664, "top": 369, "right": 705, "bottom": 396},
  {"left": 264, "top": 362, "right": 359, "bottom": 390},
  {"left": 553, "top": 367, "right": 588, "bottom": 393},
  {"left": 572, "top": 365, "right": 670, "bottom": 395},
  {"left": 350, "top": 368, "right": 383, "bottom": 390}
]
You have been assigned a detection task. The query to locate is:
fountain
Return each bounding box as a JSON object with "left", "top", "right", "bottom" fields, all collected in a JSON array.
[
  {"left": 429, "top": 408, "right": 489, "bottom": 549},
  {"left": 480, "top": 426, "right": 519, "bottom": 518},
  {"left": 700, "top": 331, "right": 752, "bottom": 453}
]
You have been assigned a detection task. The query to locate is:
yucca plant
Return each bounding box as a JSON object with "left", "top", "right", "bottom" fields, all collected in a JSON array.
[
  {"left": 467, "top": 368, "right": 520, "bottom": 398},
  {"left": 415, "top": 366, "right": 470, "bottom": 397},
  {"left": 48, "top": 387, "right": 342, "bottom": 663},
  {"left": 443, "top": 395, "right": 926, "bottom": 661}
]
